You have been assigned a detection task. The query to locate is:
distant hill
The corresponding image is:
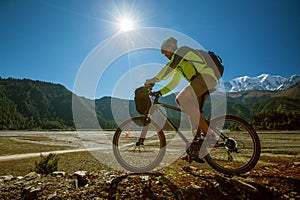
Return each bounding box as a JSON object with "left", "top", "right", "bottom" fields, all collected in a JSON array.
[
  {"left": 0, "top": 77, "right": 299, "bottom": 130},
  {"left": 0, "top": 78, "right": 74, "bottom": 130}
]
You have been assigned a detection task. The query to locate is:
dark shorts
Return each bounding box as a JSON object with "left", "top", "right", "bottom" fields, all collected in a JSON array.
[{"left": 190, "top": 74, "right": 217, "bottom": 110}]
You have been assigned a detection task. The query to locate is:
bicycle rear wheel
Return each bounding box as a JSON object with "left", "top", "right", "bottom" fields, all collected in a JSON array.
[
  {"left": 113, "top": 117, "right": 166, "bottom": 173},
  {"left": 205, "top": 115, "right": 261, "bottom": 175}
]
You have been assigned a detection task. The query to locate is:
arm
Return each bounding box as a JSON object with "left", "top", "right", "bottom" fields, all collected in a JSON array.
[
  {"left": 145, "top": 47, "right": 190, "bottom": 95},
  {"left": 145, "top": 60, "right": 172, "bottom": 86},
  {"left": 159, "top": 70, "right": 182, "bottom": 95},
  {"left": 145, "top": 64, "right": 182, "bottom": 95}
]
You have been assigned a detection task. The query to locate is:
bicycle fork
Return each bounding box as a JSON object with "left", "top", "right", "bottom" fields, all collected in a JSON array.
[{"left": 136, "top": 115, "right": 151, "bottom": 146}]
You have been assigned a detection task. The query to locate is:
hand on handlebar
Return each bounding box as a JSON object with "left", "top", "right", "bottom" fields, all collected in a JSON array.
[
  {"left": 150, "top": 90, "right": 162, "bottom": 98},
  {"left": 144, "top": 78, "right": 157, "bottom": 88},
  {"left": 144, "top": 82, "right": 154, "bottom": 88}
]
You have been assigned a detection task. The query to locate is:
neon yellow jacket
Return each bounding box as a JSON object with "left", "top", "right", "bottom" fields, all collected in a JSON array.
[{"left": 154, "top": 46, "right": 218, "bottom": 95}]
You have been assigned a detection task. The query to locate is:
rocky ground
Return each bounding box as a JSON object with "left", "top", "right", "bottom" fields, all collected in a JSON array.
[
  {"left": 1, "top": 159, "right": 299, "bottom": 200},
  {"left": 1, "top": 131, "right": 299, "bottom": 199}
]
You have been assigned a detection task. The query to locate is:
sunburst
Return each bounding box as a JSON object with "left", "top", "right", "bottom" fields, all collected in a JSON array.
[
  {"left": 103, "top": 1, "right": 143, "bottom": 34},
  {"left": 118, "top": 15, "right": 136, "bottom": 32}
]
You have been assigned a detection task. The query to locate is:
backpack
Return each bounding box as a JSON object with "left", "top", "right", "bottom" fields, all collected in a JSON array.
[
  {"left": 194, "top": 50, "right": 224, "bottom": 79},
  {"left": 134, "top": 86, "right": 151, "bottom": 115}
]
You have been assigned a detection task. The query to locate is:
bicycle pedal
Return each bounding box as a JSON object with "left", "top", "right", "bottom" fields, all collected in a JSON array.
[
  {"left": 185, "top": 154, "right": 204, "bottom": 164},
  {"left": 187, "top": 155, "right": 193, "bottom": 163},
  {"left": 181, "top": 155, "right": 193, "bottom": 163}
]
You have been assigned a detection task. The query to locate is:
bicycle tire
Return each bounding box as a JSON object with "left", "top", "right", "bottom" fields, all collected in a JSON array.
[
  {"left": 113, "top": 117, "right": 166, "bottom": 173},
  {"left": 205, "top": 115, "right": 261, "bottom": 175}
]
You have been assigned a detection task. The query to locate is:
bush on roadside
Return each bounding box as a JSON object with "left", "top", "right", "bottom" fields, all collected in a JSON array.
[{"left": 32, "top": 153, "right": 59, "bottom": 175}]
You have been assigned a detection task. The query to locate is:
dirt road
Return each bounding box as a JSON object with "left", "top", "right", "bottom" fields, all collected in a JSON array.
[{"left": 0, "top": 148, "right": 105, "bottom": 162}]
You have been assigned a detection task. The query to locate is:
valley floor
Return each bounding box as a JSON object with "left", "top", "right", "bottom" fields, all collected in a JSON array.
[{"left": 0, "top": 131, "right": 299, "bottom": 199}]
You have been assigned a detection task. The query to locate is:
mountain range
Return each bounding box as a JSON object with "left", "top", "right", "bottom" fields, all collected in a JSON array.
[
  {"left": 221, "top": 74, "right": 300, "bottom": 92},
  {"left": 0, "top": 74, "right": 299, "bottom": 130}
]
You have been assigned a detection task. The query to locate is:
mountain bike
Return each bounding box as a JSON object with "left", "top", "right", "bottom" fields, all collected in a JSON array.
[{"left": 112, "top": 87, "right": 261, "bottom": 175}]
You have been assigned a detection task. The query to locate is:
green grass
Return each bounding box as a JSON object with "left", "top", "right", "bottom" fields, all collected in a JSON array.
[
  {"left": 0, "top": 136, "right": 71, "bottom": 156},
  {"left": 0, "top": 136, "right": 109, "bottom": 176},
  {"left": 0, "top": 151, "right": 110, "bottom": 176}
]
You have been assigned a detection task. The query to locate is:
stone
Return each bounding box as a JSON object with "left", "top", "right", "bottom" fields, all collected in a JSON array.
[
  {"left": 21, "top": 186, "right": 41, "bottom": 200},
  {"left": 52, "top": 171, "right": 66, "bottom": 177},
  {"left": 140, "top": 175, "right": 149, "bottom": 181},
  {"left": 47, "top": 192, "right": 62, "bottom": 200},
  {"left": 191, "top": 183, "right": 201, "bottom": 189},
  {"left": 73, "top": 170, "right": 87, "bottom": 177},
  {"left": 73, "top": 171, "right": 88, "bottom": 188},
  {"left": 24, "top": 172, "right": 40, "bottom": 180},
  {"left": 182, "top": 166, "right": 193, "bottom": 173},
  {"left": 1, "top": 175, "right": 14, "bottom": 181},
  {"left": 229, "top": 179, "right": 259, "bottom": 193},
  {"left": 293, "top": 161, "right": 300, "bottom": 166}
]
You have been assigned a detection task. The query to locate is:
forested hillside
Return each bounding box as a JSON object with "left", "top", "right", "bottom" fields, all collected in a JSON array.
[
  {"left": 0, "top": 78, "right": 74, "bottom": 130},
  {"left": 0, "top": 77, "right": 299, "bottom": 130},
  {"left": 223, "top": 81, "right": 300, "bottom": 129}
]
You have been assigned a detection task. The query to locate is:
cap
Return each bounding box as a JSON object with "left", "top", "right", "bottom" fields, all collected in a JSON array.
[{"left": 160, "top": 37, "right": 177, "bottom": 53}]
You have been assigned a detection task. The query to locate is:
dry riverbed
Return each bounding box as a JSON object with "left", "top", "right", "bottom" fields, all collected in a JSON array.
[{"left": 0, "top": 131, "right": 299, "bottom": 199}]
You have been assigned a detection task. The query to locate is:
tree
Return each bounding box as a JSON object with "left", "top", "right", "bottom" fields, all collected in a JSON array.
[{"left": 250, "top": 111, "right": 300, "bottom": 130}]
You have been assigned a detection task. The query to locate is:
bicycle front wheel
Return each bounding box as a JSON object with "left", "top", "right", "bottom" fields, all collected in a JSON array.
[
  {"left": 113, "top": 117, "right": 166, "bottom": 173},
  {"left": 205, "top": 115, "right": 261, "bottom": 175}
]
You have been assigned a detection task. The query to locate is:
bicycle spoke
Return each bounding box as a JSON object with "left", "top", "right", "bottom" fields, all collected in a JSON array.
[
  {"left": 205, "top": 115, "right": 260, "bottom": 175},
  {"left": 113, "top": 117, "right": 166, "bottom": 173}
]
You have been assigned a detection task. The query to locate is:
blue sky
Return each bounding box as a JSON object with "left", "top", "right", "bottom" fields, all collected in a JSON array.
[{"left": 1, "top": 0, "right": 300, "bottom": 99}]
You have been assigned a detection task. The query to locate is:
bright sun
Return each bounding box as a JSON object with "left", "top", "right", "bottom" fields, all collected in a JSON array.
[
  {"left": 108, "top": 2, "right": 142, "bottom": 33},
  {"left": 118, "top": 16, "right": 136, "bottom": 32}
]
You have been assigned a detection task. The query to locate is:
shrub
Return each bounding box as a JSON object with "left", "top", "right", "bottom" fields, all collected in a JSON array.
[{"left": 32, "top": 153, "right": 59, "bottom": 175}]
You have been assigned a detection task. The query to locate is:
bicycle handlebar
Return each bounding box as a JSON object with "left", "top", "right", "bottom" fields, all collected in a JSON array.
[
  {"left": 143, "top": 84, "right": 161, "bottom": 103},
  {"left": 144, "top": 83, "right": 154, "bottom": 88}
]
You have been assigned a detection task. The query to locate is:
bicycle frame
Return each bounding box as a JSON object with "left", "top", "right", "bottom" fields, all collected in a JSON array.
[
  {"left": 137, "top": 95, "right": 228, "bottom": 147},
  {"left": 139, "top": 97, "right": 190, "bottom": 144}
]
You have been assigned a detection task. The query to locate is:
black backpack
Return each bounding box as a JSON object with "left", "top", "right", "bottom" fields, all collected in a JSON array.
[
  {"left": 134, "top": 86, "right": 151, "bottom": 115},
  {"left": 207, "top": 50, "right": 224, "bottom": 78},
  {"left": 193, "top": 50, "right": 224, "bottom": 79}
]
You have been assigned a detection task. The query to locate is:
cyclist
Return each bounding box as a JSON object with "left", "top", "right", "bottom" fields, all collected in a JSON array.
[{"left": 145, "top": 37, "right": 218, "bottom": 163}]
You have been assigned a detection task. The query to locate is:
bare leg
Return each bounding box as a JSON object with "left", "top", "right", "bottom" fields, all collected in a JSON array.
[
  {"left": 199, "top": 114, "right": 208, "bottom": 133},
  {"left": 176, "top": 86, "right": 201, "bottom": 136}
]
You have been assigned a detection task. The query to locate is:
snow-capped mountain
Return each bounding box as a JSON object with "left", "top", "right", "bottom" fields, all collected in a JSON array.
[{"left": 221, "top": 74, "right": 300, "bottom": 92}]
